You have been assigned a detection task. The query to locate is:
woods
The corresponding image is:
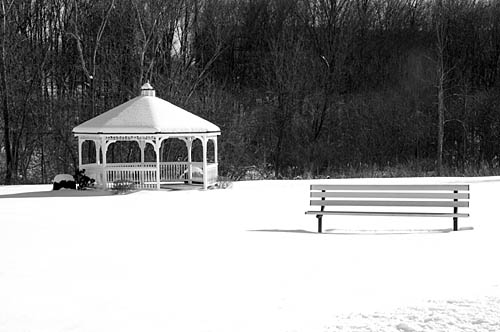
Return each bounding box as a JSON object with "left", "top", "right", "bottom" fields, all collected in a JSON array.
[{"left": 1, "top": 0, "right": 500, "bottom": 184}]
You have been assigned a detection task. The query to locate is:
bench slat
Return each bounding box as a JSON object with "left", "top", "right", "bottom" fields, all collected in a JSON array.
[
  {"left": 305, "top": 211, "right": 469, "bottom": 218},
  {"left": 310, "top": 200, "right": 469, "bottom": 207},
  {"left": 310, "top": 184, "right": 469, "bottom": 191},
  {"left": 310, "top": 191, "right": 470, "bottom": 199}
]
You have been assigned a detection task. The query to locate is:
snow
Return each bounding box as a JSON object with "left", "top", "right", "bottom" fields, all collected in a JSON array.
[
  {"left": 72, "top": 94, "right": 220, "bottom": 134},
  {"left": 52, "top": 174, "right": 74, "bottom": 183},
  {"left": 1, "top": 177, "right": 499, "bottom": 332}
]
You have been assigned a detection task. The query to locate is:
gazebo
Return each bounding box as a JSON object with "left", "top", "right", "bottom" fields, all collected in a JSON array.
[{"left": 73, "top": 83, "right": 220, "bottom": 190}]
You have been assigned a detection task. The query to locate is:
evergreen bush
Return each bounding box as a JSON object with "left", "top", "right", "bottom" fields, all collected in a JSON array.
[{"left": 74, "top": 169, "right": 95, "bottom": 190}]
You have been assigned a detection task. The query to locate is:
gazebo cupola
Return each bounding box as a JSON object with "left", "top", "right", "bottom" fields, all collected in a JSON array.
[{"left": 73, "top": 83, "right": 221, "bottom": 190}]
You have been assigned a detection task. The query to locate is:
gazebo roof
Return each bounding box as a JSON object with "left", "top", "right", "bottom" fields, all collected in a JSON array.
[{"left": 73, "top": 84, "right": 220, "bottom": 135}]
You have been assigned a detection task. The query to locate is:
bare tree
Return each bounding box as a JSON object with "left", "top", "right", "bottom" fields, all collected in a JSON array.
[
  {"left": 0, "top": 0, "right": 12, "bottom": 183},
  {"left": 434, "top": 0, "right": 447, "bottom": 175},
  {"left": 184, "top": 0, "right": 237, "bottom": 103},
  {"left": 68, "top": 0, "right": 115, "bottom": 117},
  {"left": 133, "top": 0, "right": 184, "bottom": 89},
  {"left": 298, "top": 0, "right": 352, "bottom": 173}
]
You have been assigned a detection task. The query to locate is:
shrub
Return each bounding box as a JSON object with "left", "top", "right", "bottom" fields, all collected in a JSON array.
[
  {"left": 215, "top": 176, "right": 233, "bottom": 189},
  {"left": 74, "top": 169, "right": 95, "bottom": 190},
  {"left": 112, "top": 179, "right": 135, "bottom": 194},
  {"left": 53, "top": 180, "right": 76, "bottom": 190}
]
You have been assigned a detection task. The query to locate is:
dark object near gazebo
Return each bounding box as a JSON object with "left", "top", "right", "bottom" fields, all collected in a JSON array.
[
  {"left": 74, "top": 169, "right": 95, "bottom": 190},
  {"left": 52, "top": 174, "right": 76, "bottom": 190}
]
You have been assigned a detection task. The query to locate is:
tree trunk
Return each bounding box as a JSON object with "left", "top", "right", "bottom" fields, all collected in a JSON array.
[
  {"left": 437, "top": 70, "right": 445, "bottom": 175},
  {"left": 435, "top": 0, "right": 446, "bottom": 176},
  {"left": 0, "top": 0, "right": 12, "bottom": 184}
]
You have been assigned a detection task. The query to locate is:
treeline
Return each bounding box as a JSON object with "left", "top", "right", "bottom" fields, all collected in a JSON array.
[{"left": 1, "top": 0, "right": 500, "bottom": 184}]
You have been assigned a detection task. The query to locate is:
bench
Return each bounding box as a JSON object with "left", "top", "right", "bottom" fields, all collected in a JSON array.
[{"left": 305, "top": 184, "right": 470, "bottom": 233}]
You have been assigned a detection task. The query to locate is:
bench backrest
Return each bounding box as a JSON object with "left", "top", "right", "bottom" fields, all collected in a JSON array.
[{"left": 310, "top": 184, "right": 470, "bottom": 208}]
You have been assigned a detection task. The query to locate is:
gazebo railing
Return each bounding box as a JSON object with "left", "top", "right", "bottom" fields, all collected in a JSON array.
[
  {"left": 106, "top": 165, "right": 158, "bottom": 189},
  {"left": 159, "top": 162, "right": 189, "bottom": 182},
  {"left": 205, "top": 163, "right": 218, "bottom": 186},
  {"left": 80, "top": 162, "right": 217, "bottom": 189}
]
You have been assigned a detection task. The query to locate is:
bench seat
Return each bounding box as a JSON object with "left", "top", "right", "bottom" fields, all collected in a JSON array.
[{"left": 305, "top": 211, "right": 469, "bottom": 218}]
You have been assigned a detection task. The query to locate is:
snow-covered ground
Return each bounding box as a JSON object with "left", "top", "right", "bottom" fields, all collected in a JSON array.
[{"left": 1, "top": 177, "right": 499, "bottom": 332}]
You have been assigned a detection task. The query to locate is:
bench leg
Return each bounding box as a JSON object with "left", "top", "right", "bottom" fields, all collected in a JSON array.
[
  {"left": 453, "top": 190, "right": 458, "bottom": 231},
  {"left": 316, "top": 215, "right": 323, "bottom": 233}
]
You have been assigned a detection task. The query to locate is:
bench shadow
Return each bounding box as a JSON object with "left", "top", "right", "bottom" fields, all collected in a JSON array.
[
  {"left": 0, "top": 189, "right": 115, "bottom": 199},
  {"left": 250, "top": 227, "right": 474, "bottom": 235},
  {"left": 249, "top": 229, "right": 319, "bottom": 234}
]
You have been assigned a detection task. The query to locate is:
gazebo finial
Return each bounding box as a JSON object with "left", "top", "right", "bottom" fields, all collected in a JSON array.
[{"left": 141, "top": 82, "right": 155, "bottom": 97}]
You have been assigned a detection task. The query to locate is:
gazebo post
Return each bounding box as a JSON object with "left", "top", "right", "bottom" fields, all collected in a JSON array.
[
  {"left": 213, "top": 137, "right": 218, "bottom": 182},
  {"left": 92, "top": 138, "right": 102, "bottom": 186},
  {"left": 77, "top": 138, "right": 83, "bottom": 170},
  {"left": 93, "top": 139, "right": 100, "bottom": 165},
  {"left": 155, "top": 138, "right": 161, "bottom": 189},
  {"left": 139, "top": 139, "right": 146, "bottom": 164},
  {"left": 202, "top": 136, "right": 208, "bottom": 190},
  {"left": 185, "top": 137, "right": 193, "bottom": 184},
  {"left": 138, "top": 139, "right": 146, "bottom": 186},
  {"left": 101, "top": 137, "right": 109, "bottom": 189},
  {"left": 213, "top": 137, "right": 218, "bottom": 165}
]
